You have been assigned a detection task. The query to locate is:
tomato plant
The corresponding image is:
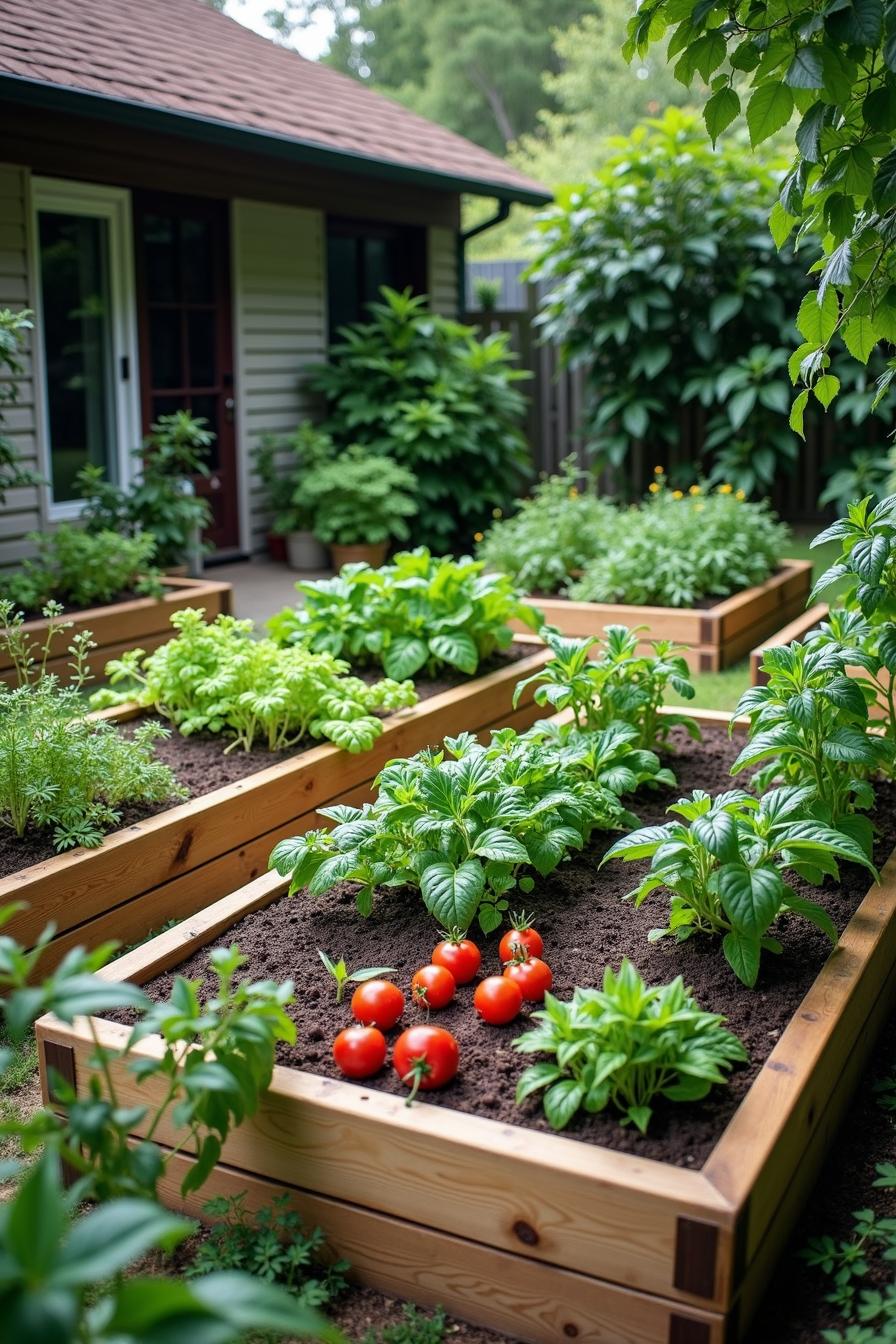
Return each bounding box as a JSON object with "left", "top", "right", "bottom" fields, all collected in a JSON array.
[
  {"left": 317, "top": 949, "right": 396, "bottom": 1003},
  {"left": 351, "top": 979, "right": 405, "bottom": 1030},
  {"left": 393, "top": 1025, "right": 459, "bottom": 1102},
  {"left": 504, "top": 952, "right": 553, "bottom": 1003},
  {"left": 498, "top": 912, "right": 543, "bottom": 965},
  {"left": 432, "top": 933, "right": 481, "bottom": 985},
  {"left": 473, "top": 975, "right": 523, "bottom": 1025},
  {"left": 411, "top": 964, "right": 456, "bottom": 1012},
  {"left": 332, "top": 1025, "right": 388, "bottom": 1078}
]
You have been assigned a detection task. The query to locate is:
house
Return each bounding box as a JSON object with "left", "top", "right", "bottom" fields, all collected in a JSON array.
[{"left": 0, "top": 0, "right": 549, "bottom": 564}]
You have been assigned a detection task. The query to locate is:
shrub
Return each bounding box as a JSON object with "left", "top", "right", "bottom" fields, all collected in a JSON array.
[
  {"left": 254, "top": 423, "right": 334, "bottom": 536},
  {"left": 301, "top": 446, "right": 418, "bottom": 547},
  {"left": 91, "top": 608, "right": 417, "bottom": 754},
  {"left": 567, "top": 484, "right": 788, "bottom": 607},
  {"left": 0, "top": 602, "right": 182, "bottom": 851},
  {"left": 309, "top": 287, "right": 531, "bottom": 549},
  {"left": 475, "top": 457, "right": 617, "bottom": 594},
  {"left": 514, "top": 960, "right": 747, "bottom": 1133},
  {"left": 268, "top": 547, "right": 541, "bottom": 681},
  {"left": 528, "top": 110, "right": 884, "bottom": 495},
  {"left": 5, "top": 524, "right": 161, "bottom": 612}
]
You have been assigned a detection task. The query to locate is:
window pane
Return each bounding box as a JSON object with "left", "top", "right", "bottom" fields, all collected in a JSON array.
[
  {"left": 143, "top": 213, "right": 178, "bottom": 302},
  {"left": 38, "top": 211, "right": 113, "bottom": 502},
  {"left": 149, "top": 309, "right": 182, "bottom": 388},
  {"left": 363, "top": 236, "right": 391, "bottom": 307},
  {"left": 181, "top": 218, "right": 214, "bottom": 302},
  {"left": 327, "top": 234, "right": 360, "bottom": 337},
  {"left": 187, "top": 310, "right": 216, "bottom": 387}
]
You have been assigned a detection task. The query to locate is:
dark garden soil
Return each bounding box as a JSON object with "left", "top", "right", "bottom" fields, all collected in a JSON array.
[
  {"left": 15, "top": 588, "right": 146, "bottom": 623},
  {"left": 109, "top": 725, "right": 896, "bottom": 1170},
  {"left": 0, "top": 644, "right": 534, "bottom": 878}
]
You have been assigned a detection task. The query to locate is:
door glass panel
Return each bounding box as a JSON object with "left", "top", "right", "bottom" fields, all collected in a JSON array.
[
  {"left": 187, "top": 310, "right": 216, "bottom": 387},
  {"left": 181, "top": 218, "right": 214, "bottom": 302},
  {"left": 37, "top": 211, "right": 114, "bottom": 502},
  {"left": 143, "top": 214, "right": 178, "bottom": 302},
  {"left": 190, "top": 393, "right": 220, "bottom": 469},
  {"left": 149, "top": 309, "right": 182, "bottom": 389}
]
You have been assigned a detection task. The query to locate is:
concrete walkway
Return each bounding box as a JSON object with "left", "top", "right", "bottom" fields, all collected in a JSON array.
[{"left": 206, "top": 556, "right": 331, "bottom": 625}]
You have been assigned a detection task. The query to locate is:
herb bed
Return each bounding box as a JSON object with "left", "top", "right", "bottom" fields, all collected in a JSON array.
[
  {"left": 6, "top": 638, "right": 550, "bottom": 971},
  {"left": 512, "top": 560, "right": 812, "bottom": 672},
  {"left": 36, "top": 710, "right": 896, "bottom": 1343}
]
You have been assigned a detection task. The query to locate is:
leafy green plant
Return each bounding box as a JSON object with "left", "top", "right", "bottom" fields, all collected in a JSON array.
[
  {"left": 317, "top": 950, "right": 397, "bottom": 1004},
  {"left": 269, "top": 547, "right": 541, "bottom": 681},
  {"left": 78, "top": 410, "right": 213, "bottom": 568},
  {"left": 473, "top": 276, "right": 502, "bottom": 312},
  {"left": 360, "top": 1305, "right": 447, "bottom": 1344},
  {"left": 0, "top": 602, "right": 183, "bottom": 851},
  {"left": 309, "top": 287, "right": 530, "bottom": 549},
  {"left": 91, "top": 608, "right": 417, "bottom": 755},
  {"left": 514, "top": 626, "right": 698, "bottom": 752},
  {"left": 514, "top": 959, "right": 746, "bottom": 1133},
  {"left": 475, "top": 457, "right": 618, "bottom": 594},
  {"left": 734, "top": 640, "right": 894, "bottom": 842},
  {"left": 270, "top": 727, "right": 638, "bottom": 935},
  {"left": 804, "top": 606, "right": 896, "bottom": 754},
  {"left": 189, "top": 1192, "right": 348, "bottom": 1309},
  {"left": 254, "top": 424, "right": 334, "bottom": 536},
  {"left": 603, "top": 786, "right": 876, "bottom": 986},
  {"left": 0, "top": 309, "right": 42, "bottom": 505},
  {"left": 820, "top": 450, "right": 895, "bottom": 517},
  {"left": 6, "top": 524, "right": 162, "bottom": 612},
  {"left": 567, "top": 484, "right": 789, "bottom": 608},
  {"left": 301, "top": 446, "right": 418, "bottom": 548},
  {"left": 522, "top": 718, "right": 678, "bottom": 797},
  {"left": 813, "top": 494, "right": 896, "bottom": 621}
]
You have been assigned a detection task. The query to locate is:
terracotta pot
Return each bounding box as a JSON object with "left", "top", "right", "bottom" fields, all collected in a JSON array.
[
  {"left": 286, "top": 531, "right": 329, "bottom": 571},
  {"left": 266, "top": 532, "right": 288, "bottom": 564},
  {"left": 329, "top": 542, "right": 388, "bottom": 570}
]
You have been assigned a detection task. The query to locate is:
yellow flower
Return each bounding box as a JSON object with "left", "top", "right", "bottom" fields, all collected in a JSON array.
[
  {"left": 672, "top": 489, "right": 684, "bottom": 500},
  {"left": 568, "top": 487, "right": 579, "bottom": 499},
  {"left": 654, "top": 465, "right": 664, "bottom": 475},
  {"left": 648, "top": 482, "right": 661, "bottom": 494},
  {"left": 736, "top": 489, "right": 746, "bottom": 501},
  {"left": 689, "top": 484, "right": 701, "bottom": 496},
  {"left": 718, "top": 483, "right": 733, "bottom": 494},
  {"left": 492, "top": 507, "right": 503, "bottom": 519},
  {"left": 473, "top": 531, "right": 484, "bottom": 542}
]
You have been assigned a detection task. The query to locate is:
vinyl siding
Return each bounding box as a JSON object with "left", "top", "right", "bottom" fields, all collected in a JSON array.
[
  {"left": 232, "top": 199, "right": 327, "bottom": 553},
  {"left": 428, "top": 226, "right": 458, "bottom": 317},
  {"left": 0, "top": 163, "right": 42, "bottom": 571}
]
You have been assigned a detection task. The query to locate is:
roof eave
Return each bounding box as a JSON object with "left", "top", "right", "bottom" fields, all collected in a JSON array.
[{"left": 0, "top": 73, "right": 552, "bottom": 207}]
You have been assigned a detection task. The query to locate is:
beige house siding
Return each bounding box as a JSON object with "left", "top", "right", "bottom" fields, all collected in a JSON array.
[
  {"left": 0, "top": 163, "right": 42, "bottom": 571},
  {"left": 231, "top": 199, "right": 327, "bottom": 554},
  {"left": 428, "top": 226, "right": 458, "bottom": 317}
]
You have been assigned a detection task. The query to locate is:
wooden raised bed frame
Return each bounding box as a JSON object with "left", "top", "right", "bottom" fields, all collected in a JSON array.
[
  {"left": 4, "top": 637, "right": 551, "bottom": 971},
  {"left": 513, "top": 559, "right": 812, "bottom": 673},
  {"left": 36, "top": 707, "right": 896, "bottom": 1344},
  {"left": 0, "top": 575, "right": 233, "bottom": 688}
]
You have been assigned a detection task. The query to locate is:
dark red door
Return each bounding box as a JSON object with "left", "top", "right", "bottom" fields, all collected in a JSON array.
[{"left": 134, "top": 193, "right": 239, "bottom": 552}]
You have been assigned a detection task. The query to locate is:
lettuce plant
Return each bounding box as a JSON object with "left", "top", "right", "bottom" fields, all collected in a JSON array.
[
  {"left": 603, "top": 787, "right": 877, "bottom": 986},
  {"left": 514, "top": 626, "right": 698, "bottom": 752},
  {"left": 514, "top": 960, "right": 746, "bottom": 1133},
  {"left": 271, "top": 727, "right": 640, "bottom": 934},
  {"left": 92, "top": 608, "right": 417, "bottom": 754},
  {"left": 734, "top": 640, "right": 893, "bottom": 848},
  {"left": 6, "top": 524, "right": 162, "bottom": 612},
  {"left": 268, "top": 547, "right": 541, "bottom": 681}
]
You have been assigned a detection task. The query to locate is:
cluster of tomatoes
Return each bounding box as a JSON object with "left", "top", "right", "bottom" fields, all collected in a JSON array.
[{"left": 331, "top": 916, "right": 551, "bottom": 1103}]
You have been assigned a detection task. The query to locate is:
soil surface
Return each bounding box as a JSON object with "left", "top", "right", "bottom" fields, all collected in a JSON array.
[
  {"left": 111, "top": 726, "right": 896, "bottom": 1169},
  {"left": 0, "top": 645, "right": 533, "bottom": 878}
]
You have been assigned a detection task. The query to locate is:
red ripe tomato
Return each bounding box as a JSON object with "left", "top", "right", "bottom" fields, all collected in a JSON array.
[
  {"left": 393, "top": 1025, "right": 459, "bottom": 1102},
  {"left": 351, "top": 979, "right": 405, "bottom": 1030},
  {"left": 332, "top": 1025, "right": 387, "bottom": 1079},
  {"left": 503, "top": 955, "right": 552, "bottom": 1003},
  {"left": 473, "top": 975, "right": 523, "bottom": 1025},
  {"left": 411, "top": 964, "right": 456, "bottom": 1011},
  {"left": 499, "top": 916, "right": 543, "bottom": 965},
  {"left": 432, "top": 935, "right": 481, "bottom": 985}
]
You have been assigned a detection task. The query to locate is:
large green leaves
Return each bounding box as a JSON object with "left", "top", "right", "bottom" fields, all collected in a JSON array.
[
  {"left": 421, "top": 861, "right": 485, "bottom": 931},
  {"left": 747, "top": 83, "right": 795, "bottom": 146}
]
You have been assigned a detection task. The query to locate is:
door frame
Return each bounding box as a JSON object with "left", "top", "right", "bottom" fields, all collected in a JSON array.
[{"left": 132, "top": 190, "right": 240, "bottom": 554}]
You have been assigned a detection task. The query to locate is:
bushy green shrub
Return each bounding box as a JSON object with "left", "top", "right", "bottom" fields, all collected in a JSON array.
[
  {"left": 254, "top": 424, "right": 334, "bottom": 536},
  {"left": 567, "top": 484, "right": 788, "bottom": 607},
  {"left": 92, "top": 608, "right": 417, "bottom": 754},
  {"left": 301, "top": 446, "right": 418, "bottom": 546},
  {"left": 309, "top": 287, "right": 531, "bottom": 549},
  {"left": 5, "top": 525, "right": 161, "bottom": 612},
  {"left": 268, "top": 546, "right": 540, "bottom": 680},
  {"left": 475, "top": 457, "right": 617, "bottom": 593}
]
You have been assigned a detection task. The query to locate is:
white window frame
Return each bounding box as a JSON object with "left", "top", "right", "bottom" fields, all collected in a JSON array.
[{"left": 29, "top": 177, "right": 141, "bottom": 522}]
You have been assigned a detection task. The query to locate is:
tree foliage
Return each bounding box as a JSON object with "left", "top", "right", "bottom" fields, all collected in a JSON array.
[{"left": 624, "top": 0, "right": 896, "bottom": 418}]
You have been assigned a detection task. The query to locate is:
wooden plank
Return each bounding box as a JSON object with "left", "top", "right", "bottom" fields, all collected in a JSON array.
[
  {"left": 716, "top": 563, "right": 812, "bottom": 643},
  {"left": 517, "top": 597, "right": 705, "bottom": 643},
  {"left": 154, "top": 1150, "right": 727, "bottom": 1344},
  {"left": 716, "top": 592, "right": 811, "bottom": 669}
]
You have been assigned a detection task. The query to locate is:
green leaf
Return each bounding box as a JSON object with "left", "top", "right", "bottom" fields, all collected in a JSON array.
[
  {"left": 473, "top": 828, "right": 530, "bottom": 864},
  {"left": 723, "top": 928, "right": 761, "bottom": 986},
  {"left": 790, "top": 388, "right": 810, "bottom": 438},
  {"left": 746, "top": 83, "right": 795, "bottom": 147},
  {"left": 874, "top": 148, "right": 896, "bottom": 211},
  {"left": 6, "top": 1151, "right": 66, "bottom": 1278},
  {"left": 704, "top": 86, "right": 741, "bottom": 143},
  {"left": 429, "top": 631, "right": 478, "bottom": 675},
  {"left": 863, "top": 82, "right": 896, "bottom": 130},
  {"left": 542, "top": 1079, "right": 586, "bottom": 1130},
  {"left": 795, "top": 100, "right": 826, "bottom": 161},
  {"left": 692, "top": 810, "right": 740, "bottom": 863},
  {"left": 796, "top": 288, "right": 839, "bottom": 343},
  {"left": 813, "top": 373, "right": 841, "bottom": 408},
  {"left": 56, "top": 1200, "right": 191, "bottom": 1286},
  {"left": 189, "top": 1272, "right": 334, "bottom": 1338},
  {"left": 709, "top": 293, "right": 743, "bottom": 332},
  {"left": 769, "top": 200, "right": 797, "bottom": 247},
  {"left": 383, "top": 635, "right": 428, "bottom": 681},
  {"left": 420, "top": 860, "right": 484, "bottom": 931},
  {"left": 842, "top": 316, "right": 879, "bottom": 363},
  {"left": 718, "top": 863, "right": 783, "bottom": 938},
  {"left": 786, "top": 47, "right": 824, "bottom": 88}
]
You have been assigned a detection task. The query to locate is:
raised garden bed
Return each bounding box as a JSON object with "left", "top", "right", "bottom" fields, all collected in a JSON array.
[
  {"left": 0, "top": 575, "right": 234, "bottom": 688},
  {"left": 35, "top": 709, "right": 896, "bottom": 1343},
  {"left": 513, "top": 560, "right": 812, "bottom": 672},
  {"left": 4, "top": 637, "right": 550, "bottom": 972}
]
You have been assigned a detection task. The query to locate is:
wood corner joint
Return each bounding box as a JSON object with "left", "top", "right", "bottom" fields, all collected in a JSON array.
[
  {"left": 43, "top": 1039, "right": 77, "bottom": 1105},
  {"left": 673, "top": 1215, "right": 720, "bottom": 1300}
]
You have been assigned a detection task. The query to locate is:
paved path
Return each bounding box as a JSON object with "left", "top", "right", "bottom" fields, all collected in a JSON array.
[{"left": 206, "top": 556, "right": 331, "bottom": 626}]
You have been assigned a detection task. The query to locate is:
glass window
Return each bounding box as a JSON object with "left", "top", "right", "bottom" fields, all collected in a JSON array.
[
  {"left": 37, "top": 211, "right": 115, "bottom": 502},
  {"left": 326, "top": 220, "right": 426, "bottom": 341}
]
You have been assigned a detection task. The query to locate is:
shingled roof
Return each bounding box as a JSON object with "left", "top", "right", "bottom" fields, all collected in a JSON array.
[{"left": 0, "top": 0, "right": 550, "bottom": 205}]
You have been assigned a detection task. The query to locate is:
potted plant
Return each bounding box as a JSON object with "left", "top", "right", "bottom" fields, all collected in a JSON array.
[
  {"left": 254, "top": 424, "right": 331, "bottom": 570},
  {"left": 303, "top": 445, "right": 419, "bottom": 569}
]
